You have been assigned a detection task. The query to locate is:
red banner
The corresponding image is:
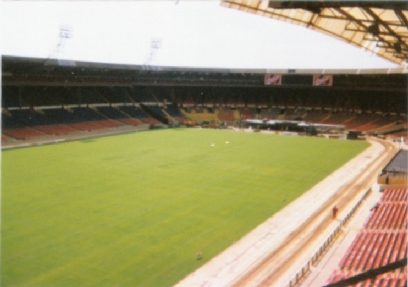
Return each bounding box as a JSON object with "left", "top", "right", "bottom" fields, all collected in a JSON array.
[
  {"left": 313, "top": 75, "right": 333, "bottom": 86},
  {"left": 264, "top": 74, "right": 282, "bottom": 85}
]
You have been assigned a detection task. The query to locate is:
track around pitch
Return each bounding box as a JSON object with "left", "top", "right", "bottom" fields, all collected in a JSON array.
[{"left": 230, "top": 138, "right": 397, "bottom": 287}]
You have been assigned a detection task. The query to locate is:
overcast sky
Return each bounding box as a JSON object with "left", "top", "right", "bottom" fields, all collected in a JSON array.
[{"left": 1, "top": 1, "right": 401, "bottom": 70}]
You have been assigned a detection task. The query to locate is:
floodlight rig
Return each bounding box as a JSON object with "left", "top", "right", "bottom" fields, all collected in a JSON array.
[
  {"left": 143, "top": 38, "right": 162, "bottom": 70},
  {"left": 46, "top": 25, "right": 73, "bottom": 65}
]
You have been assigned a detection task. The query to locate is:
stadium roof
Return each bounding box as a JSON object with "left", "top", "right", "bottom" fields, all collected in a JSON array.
[
  {"left": 2, "top": 55, "right": 406, "bottom": 78},
  {"left": 3, "top": 56, "right": 407, "bottom": 93},
  {"left": 221, "top": 0, "right": 408, "bottom": 65}
]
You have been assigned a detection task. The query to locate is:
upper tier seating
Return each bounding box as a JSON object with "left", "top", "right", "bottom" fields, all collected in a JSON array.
[
  {"left": 2, "top": 86, "right": 29, "bottom": 108},
  {"left": 71, "top": 87, "right": 108, "bottom": 104},
  {"left": 128, "top": 87, "right": 157, "bottom": 103}
]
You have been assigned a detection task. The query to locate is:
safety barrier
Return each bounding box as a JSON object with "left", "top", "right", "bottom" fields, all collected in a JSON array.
[{"left": 283, "top": 187, "right": 372, "bottom": 287}]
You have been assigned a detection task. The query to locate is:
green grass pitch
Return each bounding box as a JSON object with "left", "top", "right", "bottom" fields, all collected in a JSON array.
[{"left": 1, "top": 129, "right": 369, "bottom": 287}]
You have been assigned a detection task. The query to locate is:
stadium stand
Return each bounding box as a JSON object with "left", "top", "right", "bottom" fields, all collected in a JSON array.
[
  {"left": 2, "top": 126, "right": 48, "bottom": 140},
  {"left": 129, "top": 87, "right": 157, "bottom": 103},
  {"left": 119, "top": 106, "right": 161, "bottom": 125},
  {"left": 94, "top": 87, "right": 125, "bottom": 103},
  {"left": 239, "top": 108, "right": 255, "bottom": 120},
  {"left": 236, "top": 95, "right": 245, "bottom": 107},
  {"left": 345, "top": 114, "right": 387, "bottom": 130},
  {"left": 303, "top": 110, "right": 330, "bottom": 123},
  {"left": 259, "top": 108, "right": 280, "bottom": 120},
  {"left": 283, "top": 108, "right": 303, "bottom": 120},
  {"left": 2, "top": 86, "right": 29, "bottom": 108},
  {"left": 2, "top": 111, "right": 26, "bottom": 129},
  {"left": 184, "top": 95, "right": 195, "bottom": 106},
  {"left": 96, "top": 106, "right": 128, "bottom": 120},
  {"left": 143, "top": 105, "right": 167, "bottom": 120},
  {"left": 386, "top": 130, "right": 408, "bottom": 142},
  {"left": 164, "top": 103, "right": 186, "bottom": 123},
  {"left": 2, "top": 56, "right": 406, "bottom": 143},
  {"left": 180, "top": 108, "right": 215, "bottom": 124},
  {"left": 151, "top": 87, "right": 168, "bottom": 102},
  {"left": 217, "top": 109, "right": 235, "bottom": 122},
  {"left": 72, "top": 87, "right": 108, "bottom": 104},
  {"left": 2, "top": 83, "right": 405, "bottom": 142},
  {"left": 39, "top": 107, "right": 109, "bottom": 131},
  {"left": 48, "top": 87, "right": 78, "bottom": 106},
  {"left": 9, "top": 109, "right": 56, "bottom": 126},
  {"left": 319, "top": 113, "right": 352, "bottom": 125},
  {"left": 325, "top": 187, "right": 408, "bottom": 286},
  {"left": 2, "top": 111, "right": 49, "bottom": 139},
  {"left": 4, "top": 108, "right": 80, "bottom": 136}
]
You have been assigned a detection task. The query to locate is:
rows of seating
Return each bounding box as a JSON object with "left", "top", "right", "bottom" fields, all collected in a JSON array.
[
  {"left": 2, "top": 86, "right": 194, "bottom": 141},
  {"left": 130, "top": 87, "right": 157, "bottom": 103},
  {"left": 96, "top": 106, "right": 128, "bottom": 120},
  {"left": 119, "top": 106, "right": 160, "bottom": 124},
  {"left": 165, "top": 104, "right": 186, "bottom": 122},
  {"left": 381, "top": 188, "right": 408, "bottom": 202},
  {"left": 94, "top": 88, "right": 123, "bottom": 103},
  {"left": 283, "top": 109, "right": 303, "bottom": 120},
  {"left": 239, "top": 108, "right": 255, "bottom": 120},
  {"left": 2, "top": 86, "right": 164, "bottom": 108},
  {"left": 1, "top": 105, "right": 169, "bottom": 140},
  {"left": 144, "top": 105, "right": 168, "bottom": 120},
  {"left": 3, "top": 126, "right": 49, "bottom": 140},
  {"left": 258, "top": 108, "right": 280, "bottom": 120},
  {"left": 345, "top": 114, "right": 396, "bottom": 131},
  {"left": 3, "top": 85, "right": 404, "bottom": 141},
  {"left": 319, "top": 113, "right": 352, "bottom": 125},
  {"left": 302, "top": 111, "right": 330, "bottom": 123},
  {"left": 386, "top": 130, "right": 408, "bottom": 140},
  {"left": 363, "top": 203, "right": 407, "bottom": 230},
  {"left": 218, "top": 109, "right": 235, "bottom": 122},
  {"left": 327, "top": 271, "right": 406, "bottom": 287},
  {"left": 325, "top": 188, "right": 408, "bottom": 286},
  {"left": 178, "top": 106, "right": 403, "bottom": 130},
  {"left": 34, "top": 124, "right": 79, "bottom": 136},
  {"left": 338, "top": 230, "right": 406, "bottom": 270}
]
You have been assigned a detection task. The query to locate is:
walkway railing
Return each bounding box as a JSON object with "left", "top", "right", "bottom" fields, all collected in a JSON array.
[{"left": 283, "top": 187, "right": 372, "bottom": 287}]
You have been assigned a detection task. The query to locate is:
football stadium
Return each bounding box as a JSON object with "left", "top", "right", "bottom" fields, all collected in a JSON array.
[{"left": 2, "top": 1, "right": 408, "bottom": 287}]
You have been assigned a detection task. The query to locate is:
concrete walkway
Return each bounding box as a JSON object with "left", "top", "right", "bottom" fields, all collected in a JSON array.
[{"left": 298, "top": 184, "right": 383, "bottom": 287}]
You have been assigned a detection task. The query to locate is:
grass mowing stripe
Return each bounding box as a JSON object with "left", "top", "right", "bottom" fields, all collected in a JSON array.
[{"left": 2, "top": 129, "right": 369, "bottom": 287}]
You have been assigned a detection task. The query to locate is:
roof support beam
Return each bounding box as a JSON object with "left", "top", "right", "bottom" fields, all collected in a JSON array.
[
  {"left": 268, "top": 1, "right": 408, "bottom": 10},
  {"left": 363, "top": 7, "right": 404, "bottom": 43},
  {"left": 334, "top": 7, "right": 369, "bottom": 31},
  {"left": 394, "top": 9, "right": 408, "bottom": 28}
]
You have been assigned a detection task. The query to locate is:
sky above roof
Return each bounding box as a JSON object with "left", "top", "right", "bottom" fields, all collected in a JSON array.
[{"left": 1, "top": 1, "right": 401, "bottom": 70}]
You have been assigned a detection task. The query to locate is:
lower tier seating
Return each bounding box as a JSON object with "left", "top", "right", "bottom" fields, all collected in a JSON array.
[{"left": 326, "top": 188, "right": 407, "bottom": 286}]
